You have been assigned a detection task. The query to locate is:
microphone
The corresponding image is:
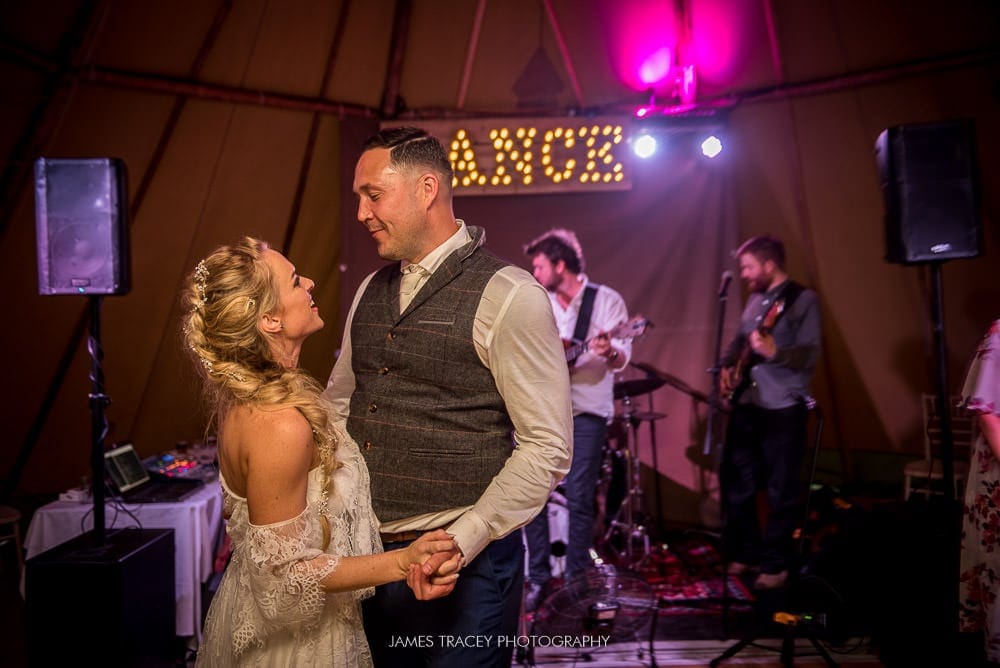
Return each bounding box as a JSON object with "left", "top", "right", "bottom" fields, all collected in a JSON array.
[{"left": 717, "top": 271, "right": 733, "bottom": 298}]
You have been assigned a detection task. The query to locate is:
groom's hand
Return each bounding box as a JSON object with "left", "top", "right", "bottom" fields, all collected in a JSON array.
[
  {"left": 406, "top": 563, "right": 458, "bottom": 600},
  {"left": 421, "top": 546, "right": 462, "bottom": 578}
]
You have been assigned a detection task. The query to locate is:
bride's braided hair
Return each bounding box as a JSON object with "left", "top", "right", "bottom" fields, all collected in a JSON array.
[{"left": 182, "top": 237, "right": 337, "bottom": 546}]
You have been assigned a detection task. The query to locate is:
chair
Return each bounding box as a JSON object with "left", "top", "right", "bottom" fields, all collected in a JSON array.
[
  {"left": 0, "top": 504, "right": 24, "bottom": 576},
  {"left": 902, "top": 394, "right": 973, "bottom": 500}
]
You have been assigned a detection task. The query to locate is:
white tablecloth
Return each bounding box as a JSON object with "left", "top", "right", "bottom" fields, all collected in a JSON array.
[{"left": 24, "top": 484, "right": 224, "bottom": 637}]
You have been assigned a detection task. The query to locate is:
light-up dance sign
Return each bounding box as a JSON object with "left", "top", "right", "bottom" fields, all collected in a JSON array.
[{"left": 412, "top": 118, "right": 631, "bottom": 196}]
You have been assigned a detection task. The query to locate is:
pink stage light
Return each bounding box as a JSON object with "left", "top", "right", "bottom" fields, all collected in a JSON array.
[
  {"left": 600, "top": 0, "right": 678, "bottom": 93},
  {"left": 689, "top": 0, "right": 751, "bottom": 87},
  {"left": 638, "top": 47, "right": 672, "bottom": 86}
]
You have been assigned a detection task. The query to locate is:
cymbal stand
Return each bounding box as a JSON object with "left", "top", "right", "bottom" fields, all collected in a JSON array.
[{"left": 602, "top": 392, "right": 651, "bottom": 568}]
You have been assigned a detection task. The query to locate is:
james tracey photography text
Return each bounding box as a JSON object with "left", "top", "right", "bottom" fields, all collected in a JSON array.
[{"left": 386, "top": 635, "right": 611, "bottom": 649}]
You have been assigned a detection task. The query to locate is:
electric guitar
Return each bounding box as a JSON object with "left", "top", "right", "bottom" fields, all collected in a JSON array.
[
  {"left": 723, "top": 299, "right": 786, "bottom": 404},
  {"left": 563, "top": 315, "right": 649, "bottom": 366}
]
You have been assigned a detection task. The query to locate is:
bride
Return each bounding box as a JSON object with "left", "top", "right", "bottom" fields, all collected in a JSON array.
[{"left": 183, "top": 237, "right": 458, "bottom": 666}]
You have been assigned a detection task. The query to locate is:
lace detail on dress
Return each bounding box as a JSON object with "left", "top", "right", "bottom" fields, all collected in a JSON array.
[
  {"left": 232, "top": 507, "right": 340, "bottom": 655},
  {"left": 197, "top": 425, "right": 382, "bottom": 666}
]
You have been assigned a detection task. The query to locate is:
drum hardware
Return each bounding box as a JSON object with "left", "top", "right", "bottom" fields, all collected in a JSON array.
[
  {"left": 612, "top": 376, "right": 665, "bottom": 400},
  {"left": 602, "top": 375, "right": 667, "bottom": 569},
  {"left": 628, "top": 361, "right": 711, "bottom": 405},
  {"left": 630, "top": 411, "right": 666, "bottom": 422},
  {"left": 620, "top": 361, "right": 716, "bottom": 544}
]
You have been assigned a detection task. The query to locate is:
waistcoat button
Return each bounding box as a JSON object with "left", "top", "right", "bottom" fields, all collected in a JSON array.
[
  {"left": 378, "top": 367, "right": 389, "bottom": 375},
  {"left": 369, "top": 403, "right": 377, "bottom": 413}
]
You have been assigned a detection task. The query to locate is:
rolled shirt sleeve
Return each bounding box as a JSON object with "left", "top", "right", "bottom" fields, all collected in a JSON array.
[{"left": 448, "top": 268, "right": 572, "bottom": 562}]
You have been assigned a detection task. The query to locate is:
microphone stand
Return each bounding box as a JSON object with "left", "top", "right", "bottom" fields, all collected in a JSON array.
[
  {"left": 705, "top": 273, "right": 733, "bottom": 632},
  {"left": 704, "top": 274, "right": 731, "bottom": 457}
]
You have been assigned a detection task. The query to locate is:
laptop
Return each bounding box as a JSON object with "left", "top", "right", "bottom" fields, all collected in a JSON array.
[{"left": 104, "top": 443, "right": 204, "bottom": 503}]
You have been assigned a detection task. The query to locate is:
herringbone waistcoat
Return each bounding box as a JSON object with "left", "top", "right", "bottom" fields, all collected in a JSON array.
[{"left": 347, "top": 229, "right": 515, "bottom": 522}]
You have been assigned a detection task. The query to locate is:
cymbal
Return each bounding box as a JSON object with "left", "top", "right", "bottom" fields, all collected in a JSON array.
[
  {"left": 628, "top": 361, "right": 710, "bottom": 404},
  {"left": 613, "top": 376, "right": 666, "bottom": 400}
]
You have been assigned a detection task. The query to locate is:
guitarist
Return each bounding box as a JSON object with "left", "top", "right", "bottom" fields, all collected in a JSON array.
[
  {"left": 718, "top": 235, "right": 821, "bottom": 590},
  {"left": 522, "top": 228, "right": 631, "bottom": 611}
]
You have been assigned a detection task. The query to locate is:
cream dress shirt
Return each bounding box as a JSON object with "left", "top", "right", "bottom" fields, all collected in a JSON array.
[{"left": 549, "top": 276, "right": 631, "bottom": 421}]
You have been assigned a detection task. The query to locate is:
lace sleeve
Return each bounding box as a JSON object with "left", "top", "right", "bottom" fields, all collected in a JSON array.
[{"left": 232, "top": 506, "right": 339, "bottom": 655}]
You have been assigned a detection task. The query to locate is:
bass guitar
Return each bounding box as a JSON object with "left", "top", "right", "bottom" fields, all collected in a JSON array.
[
  {"left": 564, "top": 315, "right": 649, "bottom": 366},
  {"left": 723, "top": 299, "right": 785, "bottom": 404}
]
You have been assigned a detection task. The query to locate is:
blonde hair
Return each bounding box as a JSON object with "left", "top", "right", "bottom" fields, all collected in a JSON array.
[{"left": 182, "top": 236, "right": 337, "bottom": 546}]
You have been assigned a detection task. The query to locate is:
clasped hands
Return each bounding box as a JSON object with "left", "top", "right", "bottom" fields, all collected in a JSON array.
[{"left": 400, "top": 529, "right": 464, "bottom": 600}]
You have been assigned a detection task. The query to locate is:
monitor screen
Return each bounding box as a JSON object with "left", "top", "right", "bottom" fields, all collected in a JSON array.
[{"left": 104, "top": 443, "right": 150, "bottom": 493}]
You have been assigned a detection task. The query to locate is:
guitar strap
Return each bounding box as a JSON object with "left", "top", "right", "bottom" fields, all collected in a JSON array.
[
  {"left": 747, "top": 280, "right": 805, "bottom": 351},
  {"left": 730, "top": 280, "right": 807, "bottom": 403},
  {"left": 572, "top": 285, "right": 599, "bottom": 344},
  {"left": 775, "top": 280, "right": 804, "bottom": 320}
]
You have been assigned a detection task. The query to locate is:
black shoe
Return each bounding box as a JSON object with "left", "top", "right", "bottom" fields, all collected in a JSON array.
[{"left": 525, "top": 580, "right": 549, "bottom": 613}]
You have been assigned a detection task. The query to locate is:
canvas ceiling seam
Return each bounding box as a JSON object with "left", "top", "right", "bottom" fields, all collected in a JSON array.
[
  {"left": 125, "top": 0, "right": 237, "bottom": 443},
  {"left": 542, "top": 0, "right": 583, "bottom": 107},
  {"left": 281, "top": 0, "right": 352, "bottom": 255},
  {"left": 457, "top": 0, "right": 488, "bottom": 110}
]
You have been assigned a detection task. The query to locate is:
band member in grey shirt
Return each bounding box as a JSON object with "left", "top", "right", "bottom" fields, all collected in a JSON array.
[{"left": 718, "top": 235, "right": 821, "bottom": 590}]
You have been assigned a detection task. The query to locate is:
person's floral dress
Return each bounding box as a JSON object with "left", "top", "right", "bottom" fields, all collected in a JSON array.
[{"left": 959, "top": 319, "right": 1000, "bottom": 662}]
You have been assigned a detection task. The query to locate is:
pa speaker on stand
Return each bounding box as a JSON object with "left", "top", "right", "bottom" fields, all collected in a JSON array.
[
  {"left": 35, "top": 157, "right": 130, "bottom": 295},
  {"left": 875, "top": 120, "right": 981, "bottom": 264},
  {"left": 875, "top": 119, "right": 981, "bottom": 660},
  {"left": 32, "top": 157, "right": 131, "bottom": 543}
]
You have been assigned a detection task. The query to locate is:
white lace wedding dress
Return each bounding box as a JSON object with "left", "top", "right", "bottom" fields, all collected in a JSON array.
[{"left": 197, "top": 433, "right": 380, "bottom": 667}]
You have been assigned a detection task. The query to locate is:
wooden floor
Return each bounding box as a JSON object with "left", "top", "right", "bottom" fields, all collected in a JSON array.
[
  {"left": 2, "top": 490, "right": 992, "bottom": 668},
  {"left": 527, "top": 638, "right": 884, "bottom": 666}
]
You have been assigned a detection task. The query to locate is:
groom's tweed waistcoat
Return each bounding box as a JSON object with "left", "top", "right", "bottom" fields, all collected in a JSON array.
[{"left": 346, "top": 229, "right": 515, "bottom": 522}]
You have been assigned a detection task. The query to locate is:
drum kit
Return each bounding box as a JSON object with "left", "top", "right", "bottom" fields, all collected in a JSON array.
[{"left": 600, "top": 361, "right": 709, "bottom": 568}]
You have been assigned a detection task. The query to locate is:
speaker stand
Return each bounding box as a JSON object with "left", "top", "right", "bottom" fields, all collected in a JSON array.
[
  {"left": 88, "top": 296, "right": 111, "bottom": 543},
  {"left": 928, "top": 261, "right": 961, "bottom": 643}
]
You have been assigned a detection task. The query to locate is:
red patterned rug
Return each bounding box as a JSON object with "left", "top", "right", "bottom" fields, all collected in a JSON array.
[{"left": 617, "top": 536, "right": 755, "bottom": 616}]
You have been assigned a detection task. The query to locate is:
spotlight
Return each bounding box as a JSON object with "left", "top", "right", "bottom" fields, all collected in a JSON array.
[
  {"left": 633, "top": 134, "right": 657, "bottom": 159},
  {"left": 701, "top": 135, "right": 723, "bottom": 158}
]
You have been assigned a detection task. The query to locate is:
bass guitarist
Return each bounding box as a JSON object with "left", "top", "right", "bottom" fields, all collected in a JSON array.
[
  {"left": 522, "top": 228, "right": 633, "bottom": 611},
  {"left": 718, "top": 235, "right": 822, "bottom": 590}
]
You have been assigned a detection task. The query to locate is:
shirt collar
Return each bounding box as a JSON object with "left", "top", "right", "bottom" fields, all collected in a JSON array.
[
  {"left": 401, "top": 219, "right": 470, "bottom": 275},
  {"left": 567, "top": 274, "right": 591, "bottom": 306},
  {"left": 765, "top": 278, "right": 790, "bottom": 298}
]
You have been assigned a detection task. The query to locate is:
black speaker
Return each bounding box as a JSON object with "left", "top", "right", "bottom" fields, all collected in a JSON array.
[
  {"left": 875, "top": 120, "right": 981, "bottom": 264},
  {"left": 34, "top": 157, "right": 131, "bottom": 295},
  {"left": 25, "top": 528, "right": 175, "bottom": 667}
]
